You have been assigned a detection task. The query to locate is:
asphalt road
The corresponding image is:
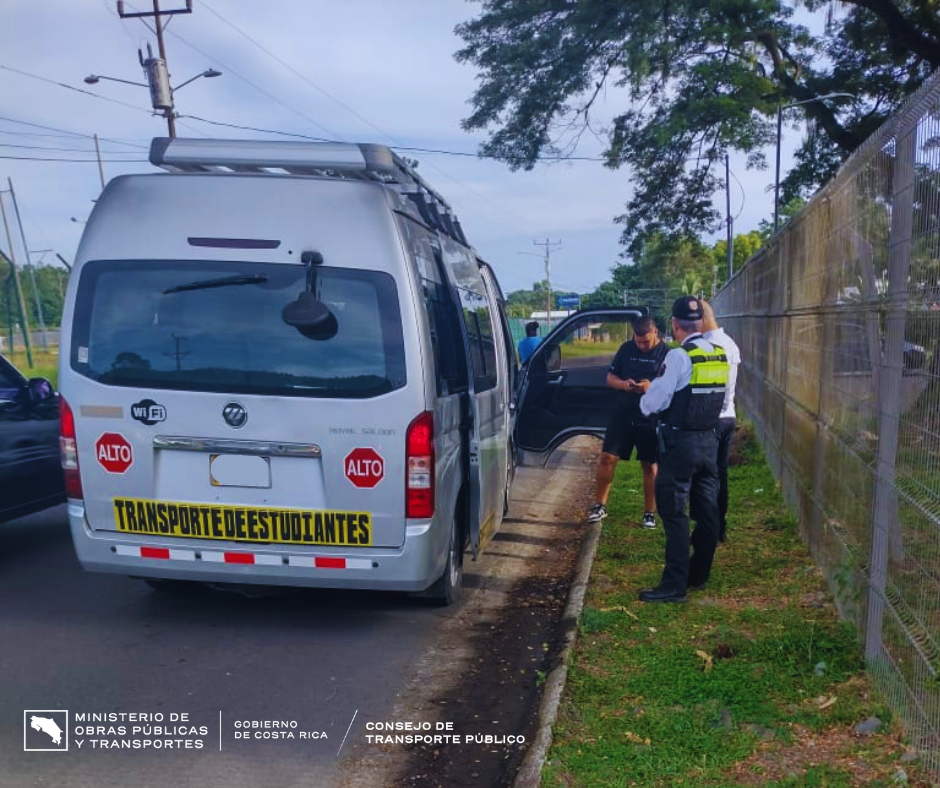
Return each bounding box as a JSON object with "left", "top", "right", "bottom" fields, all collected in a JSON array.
[{"left": 0, "top": 441, "right": 595, "bottom": 788}]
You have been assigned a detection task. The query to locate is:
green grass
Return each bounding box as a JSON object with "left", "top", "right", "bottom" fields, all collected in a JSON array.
[
  {"left": 559, "top": 340, "right": 624, "bottom": 360},
  {"left": 5, "top": 348, "right": 59, "bottom": 387},
  {"left": 543, "top": 424, "right": 934, "bottom": 787}
]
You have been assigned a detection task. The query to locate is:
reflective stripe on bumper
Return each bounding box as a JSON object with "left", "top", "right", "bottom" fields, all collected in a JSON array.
[{"left": 114, "top": 543, "right": 373, "bottom": 570}]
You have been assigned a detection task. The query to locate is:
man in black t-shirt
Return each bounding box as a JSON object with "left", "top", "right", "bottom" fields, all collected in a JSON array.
[{"left": 586, "top": 315, "right": 669, "bottom": 527}]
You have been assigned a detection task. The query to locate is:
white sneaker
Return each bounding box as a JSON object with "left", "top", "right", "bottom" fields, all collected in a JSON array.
[
  {"left": 587, "top": 503, "right": 607, "bottom": 522},
  {"left": 642, "top": 511, "right": 657, "bottom": 529}
]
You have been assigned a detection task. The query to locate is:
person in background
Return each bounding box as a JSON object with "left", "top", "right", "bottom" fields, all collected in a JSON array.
[
  {"left": 518, "top": 321, "right": 542, "bottom": 364},
  {"left": 701, "top": 300, "right": 742, "bottom": 543},
  {"left": 586, "top": 314, "right": 668, "bottom": 527},
  {"left": 637, "top": 296, "right": 729, "bottom": 603}
]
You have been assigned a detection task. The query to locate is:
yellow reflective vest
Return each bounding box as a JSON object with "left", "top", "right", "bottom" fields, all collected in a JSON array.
[{"left": 660, "top": 338, "right": 730, "bottom": 430}]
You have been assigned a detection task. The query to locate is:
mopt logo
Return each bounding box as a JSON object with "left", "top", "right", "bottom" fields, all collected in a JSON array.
[{"left": 24, "top": 710, "right": 68, "bottom": 751}]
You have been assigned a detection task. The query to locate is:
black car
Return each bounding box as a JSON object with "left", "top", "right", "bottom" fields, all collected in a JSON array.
[{"left": 0, "top": 353, "right": 65, "bottom": 524}]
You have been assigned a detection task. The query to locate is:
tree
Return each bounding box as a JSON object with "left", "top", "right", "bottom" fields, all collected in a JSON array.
[
  {"left": 506, "top": 279, "right": 552, "bottom": 317},
  {"left": 582, "top": 280, "right": 626, "bottom": 308},
  {"left": 0, "top": 262, "right": 68, "bottom": 339},
  {"left": 588, "top": 232, "right": 714, "bottom": 314},
  {"left": 757, "top": 197, "right": 807, "bottom": 240},
  {"left": 711, "top": 230, "right": 764, "bottom": 284},
  {"left": 456, "top": 0, "right": 940, "bottom": 255}
]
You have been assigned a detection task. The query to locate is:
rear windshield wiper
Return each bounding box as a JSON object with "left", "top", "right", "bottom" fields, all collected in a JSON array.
[{"left": 163, "top": 274, "right": 268, "bottom": 294}]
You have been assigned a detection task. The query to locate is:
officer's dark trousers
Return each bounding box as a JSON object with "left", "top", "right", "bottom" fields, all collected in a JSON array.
[
  {"left": 655, "top": 429, "right": 720, "bottom": 592},
  {"left": 716, "top": 417, "right": 737, "bottom": 540}
]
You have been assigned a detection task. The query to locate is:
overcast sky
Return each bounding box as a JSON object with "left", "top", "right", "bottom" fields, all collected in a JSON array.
[{"left": 1, "top": 0, "right": 791, "bottom": 295}]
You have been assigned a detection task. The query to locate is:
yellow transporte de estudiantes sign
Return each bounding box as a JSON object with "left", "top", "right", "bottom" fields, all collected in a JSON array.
[{"left": 113, "top": 498, "right": 372, "bottom": 547}]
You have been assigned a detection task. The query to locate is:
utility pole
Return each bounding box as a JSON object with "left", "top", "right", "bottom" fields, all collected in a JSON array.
[
  {"left": 117, "top": 0, "right": 194, "bottom": 137},
  {"left": 532, "top": 238, "right": 562, "bottom": 330},
  {"left": 94, "top": 134, "right": 106, "bottom": 190},
  {"left": 164, "top": 333, "right": 191, "bottom": 371},
  {"left": 8, "top": 178, "right": 48, "bottom": 349},
  {"left": 0, "top": 192, "right": 33, "bottom": 366}
]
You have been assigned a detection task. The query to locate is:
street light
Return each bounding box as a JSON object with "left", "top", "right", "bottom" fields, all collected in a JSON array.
[
  {"left": 84, "top": 74, "right": 148, "bottom": 88},
  {"left": 774, "top": 92, "right": 855, "bottom": 232},
  {"left": 83, "top": 61, "right": 221, "bottom": 137}
]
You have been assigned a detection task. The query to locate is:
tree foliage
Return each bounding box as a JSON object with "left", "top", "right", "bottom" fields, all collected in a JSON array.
[
  {"left": 580, "top": 229, "right": 767, "bottom": 312},
  {"left": 712, "top": 229, "right": 764, "bottom": 281},
  {"left": 505, "top": 279, "right": 552, "bottom": 317},
  {"left": 1, "top": 260, "right": 69, "bottom": 340},
  {"left": 456, "top": 0, "right": 940, "bottom": 255}
]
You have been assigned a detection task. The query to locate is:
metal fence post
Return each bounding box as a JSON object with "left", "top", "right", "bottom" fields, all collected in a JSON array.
[{"left": 864, "top": 129, "right": 915, "bottom": 661}]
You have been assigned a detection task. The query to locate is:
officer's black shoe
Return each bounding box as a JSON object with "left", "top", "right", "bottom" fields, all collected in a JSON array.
[
  {"left": 687, "top": 581, "right": 707, "bottom": 592},
  {"left": 638, "top": 586, "right": 687, "bottom": 603}
]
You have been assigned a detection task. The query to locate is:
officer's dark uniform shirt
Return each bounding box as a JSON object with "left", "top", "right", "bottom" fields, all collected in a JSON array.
[{"left": 608, "top": 339, "right": 668, "bottom": 421}]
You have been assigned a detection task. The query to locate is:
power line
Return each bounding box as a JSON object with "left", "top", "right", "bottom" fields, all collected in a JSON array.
[
  {"left": 181, "top": 114, "right": 333, "bottom": 142},
  {"left": 200, "top": 1, "right": 371, "bottom": 137},
  {"left": 0, "top": 129, "right": 106, "bottom": 141},
  {"left": 0, "top": 142, "right": 140, "bottom": 153},
  {"left": 0, "top": 116, "right": 148, "bottom": 148},
  {"left": 195, "top": 3, "right": 609, "bottom": 165},
  {"left": 164, "top": 5, "right": 544, "bottom": 238},
  {"left": 180, "top": 114, "right": 602, "bottom": 160},
  {"left": 0, "top": 155, "right": 146, "bottom": 162},
  {"left": 0, "top": 63, "right": 154, "bottom": 115},
  {"left": 149, "top": 14, "right": 345, "bottom": 140}
]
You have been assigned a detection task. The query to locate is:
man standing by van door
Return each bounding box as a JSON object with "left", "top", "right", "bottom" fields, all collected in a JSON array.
[
  {"left": 586, "top": 315, "right": 668, "bottom": 527},
  {"left": 701, "top": 300, "right": 742, "bottom": 544},
  {"left": 637, "top": 297, "right": 729, "bottom": 603},
  {"left": 518, "top": 321, "right": 542, "bottom": 364}
]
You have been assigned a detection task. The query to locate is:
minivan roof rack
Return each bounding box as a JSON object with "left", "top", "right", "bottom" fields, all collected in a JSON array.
[{"left": 149, "top": 137, "right": 469, "bottom": 246}]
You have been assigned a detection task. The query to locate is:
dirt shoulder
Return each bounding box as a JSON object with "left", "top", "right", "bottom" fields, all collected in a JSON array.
[{"left": 339, "top": 438, "right": 598, "bottom": 788}]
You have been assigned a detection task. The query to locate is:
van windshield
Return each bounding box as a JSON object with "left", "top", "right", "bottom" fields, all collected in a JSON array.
[{"left": 71, "top": 260, "right": 406, "bottom": 398}]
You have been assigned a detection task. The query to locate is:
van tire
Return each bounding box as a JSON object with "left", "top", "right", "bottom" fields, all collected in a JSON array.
[{"left": 424, "top": 515, "right": 464, "bottom": 606}]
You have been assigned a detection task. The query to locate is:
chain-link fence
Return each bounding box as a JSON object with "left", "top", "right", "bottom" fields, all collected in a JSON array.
[{"left": 713, "top": 70, "right": 940, "bottom": 765}]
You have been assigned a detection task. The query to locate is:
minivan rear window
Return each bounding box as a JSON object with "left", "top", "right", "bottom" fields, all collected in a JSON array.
[{"left": 71, "top": 260, "right": 406, "bottom": 398}]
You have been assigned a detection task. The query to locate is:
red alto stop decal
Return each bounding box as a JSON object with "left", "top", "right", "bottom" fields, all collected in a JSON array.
[
  {"left": 344, "top": 447, "right": 385, "bottom": 488},
  {"left": 96, "top": 432, "right": 134, "bottom": 473}
]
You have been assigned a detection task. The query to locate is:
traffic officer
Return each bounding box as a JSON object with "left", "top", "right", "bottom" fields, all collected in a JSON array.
[{"left": 636, "top": 296, "right": 730, "bottom": 603}]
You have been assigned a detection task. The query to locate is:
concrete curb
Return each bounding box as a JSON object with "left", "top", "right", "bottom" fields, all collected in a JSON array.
[{"left": 512, "top": 520, "right": 603, "bottom": 788}]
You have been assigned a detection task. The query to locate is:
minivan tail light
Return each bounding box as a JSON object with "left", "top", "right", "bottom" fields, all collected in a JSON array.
[
  {"left": 405, "top": 411, "right": 434, "bottom": 519},
  {"left": 59, "top": 396, "right": 83, "bottom": 500}
]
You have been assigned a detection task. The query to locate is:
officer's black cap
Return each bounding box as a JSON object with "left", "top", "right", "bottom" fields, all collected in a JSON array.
[{"left": 671, "top": 296, "right": 704, "bottom": 321}]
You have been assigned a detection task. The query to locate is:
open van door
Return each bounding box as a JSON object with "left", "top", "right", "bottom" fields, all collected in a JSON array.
[{"left": 514, "top": 308, "right": 647, "bottom": 467}]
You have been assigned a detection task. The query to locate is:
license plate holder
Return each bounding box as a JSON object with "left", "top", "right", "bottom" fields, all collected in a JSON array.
[{"left": 209, "top": 454, "right": 272, "bottom": 488}]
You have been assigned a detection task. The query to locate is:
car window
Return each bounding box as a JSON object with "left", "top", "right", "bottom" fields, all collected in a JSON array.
[
  {"left": 0, "top": 358, "right": 24, "bottom": 402},
  {"left": 70, "top": 260, "right": 407, "bottom": 399}
]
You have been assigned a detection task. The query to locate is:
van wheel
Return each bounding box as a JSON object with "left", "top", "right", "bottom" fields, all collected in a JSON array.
[{"left": 424, "top": 517, "right": 464, "bottom": 606}]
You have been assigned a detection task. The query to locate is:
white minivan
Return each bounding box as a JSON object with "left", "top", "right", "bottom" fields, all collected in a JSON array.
[{"left": 59, "top": 138, "right": 642, "bottom": 604}]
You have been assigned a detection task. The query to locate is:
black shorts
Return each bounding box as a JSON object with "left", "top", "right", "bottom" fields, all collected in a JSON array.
[{"left": 602, "top": 410, "right": 658, "bottom": 463}]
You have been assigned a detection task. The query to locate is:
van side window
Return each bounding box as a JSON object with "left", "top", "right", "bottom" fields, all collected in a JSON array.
[
  {"left": 460, "top": 288, "right": 497, "bottom": 393},
  {"left": 429, "top": 284, "right": 469, "bottom": 394},
  {"left": 475, "top": 306, "right": 499, "bottom": 390},
  {"left": 396, "top": 214, "right": 468, "bottom": 395}
]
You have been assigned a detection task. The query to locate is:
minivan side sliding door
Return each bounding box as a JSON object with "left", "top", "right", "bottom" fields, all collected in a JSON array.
[
  {"left": 515, "top": 309, "right": 645, "bottom": 467},
  {"left": 438, "top": 238, "right": 503, "bottom": 558}
]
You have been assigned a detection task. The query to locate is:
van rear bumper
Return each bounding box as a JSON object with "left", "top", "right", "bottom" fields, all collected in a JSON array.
[{"left": 67, "top": 502, "right": 447, "bottom": 592}]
